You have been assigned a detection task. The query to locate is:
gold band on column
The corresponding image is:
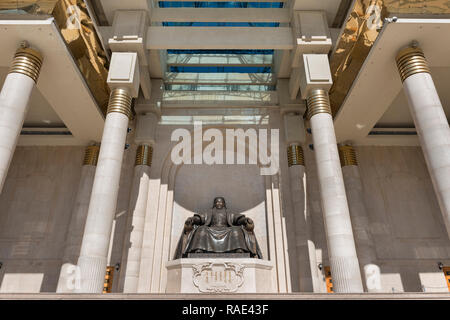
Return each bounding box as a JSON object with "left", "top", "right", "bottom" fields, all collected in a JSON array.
[
  {"left": 9, "top": 47, "right": 43, "bottom": 83},
  {"left": 306, "top": 89, "right": 332, "bottom": 120},
  {"left": 287, "top": 144, "right": 304, "bottom": 167},
  {"left": 338, "top": 145, "right": 358, "bottom": 167},
  {"left": 83, "top": 145, "right": 100, "bottom": 166},
  {"left": 396, "top": 46, "right": 430, "bottom": 83},
  {"left": 135, "top": 145, "right": 153, "bottom": 166},
  {"left": 107, "top": 88, "right": 132, "bottom": 119}
]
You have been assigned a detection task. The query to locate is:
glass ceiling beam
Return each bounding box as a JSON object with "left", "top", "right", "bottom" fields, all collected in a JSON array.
[
  {"left": 166, "top": 54, "right": 273, "bottom": 66},
  {"left": 151, "top": 8, "right": 290, "bottom": 22},
  {"left": 162, "top": 90, "right": 277, "bottom": 106},
  {"left": 165, "top": 72, "right": 274, "bottom": 85}
]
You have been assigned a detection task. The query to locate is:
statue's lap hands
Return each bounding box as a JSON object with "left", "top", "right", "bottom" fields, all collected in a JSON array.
[
  {"left": 244, "top": 218, "right": 254, "bottom": 232},
  {"left": 184, "top": 215, "right": 201, "bottom": 233},
  {"left": 184, "top": 217, "right": 194, "bottom": 233}
]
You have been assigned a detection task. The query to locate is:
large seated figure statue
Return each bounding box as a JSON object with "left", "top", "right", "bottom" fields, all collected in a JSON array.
[{"left": 174, "top": 197, "right": 262, "bottom": 259}]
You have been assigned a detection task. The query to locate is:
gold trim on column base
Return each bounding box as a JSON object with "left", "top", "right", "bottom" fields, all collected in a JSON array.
[
  {"left": 287, "top": 144, "right": 304, "bottom": 167},
  {"left": 107, "top": 88, "right": 132, "bottom": 119},
  {"left": 306, "top": 89, "right": 332, "bottom": 120},
  {"left": 135, "top": 145, "right": 153, "bottom": 166},
  {"left": 396, "top": 46, "right": 430, "bottom": 83},
  {"left": 9, "top": 47, "right": 43, "bottom": 83},
  {"left": 338, "top": 145, "right": 358, "bottom": 167},
  {"left": 83, "top": 145, "right": 100, "bottom": 166}
]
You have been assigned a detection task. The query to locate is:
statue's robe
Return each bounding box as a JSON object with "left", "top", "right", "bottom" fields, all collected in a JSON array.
[{"left": 174, "top": 208, "right": 262, "bottom": 259}]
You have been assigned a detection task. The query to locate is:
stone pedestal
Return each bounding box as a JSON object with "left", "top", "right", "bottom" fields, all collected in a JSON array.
[{"left": 166, "top": 258, "right": 274, "bottom": 293}]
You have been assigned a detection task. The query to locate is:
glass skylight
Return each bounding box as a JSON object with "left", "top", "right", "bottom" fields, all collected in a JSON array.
[{"left": 159, "top": 3, "right": 282, "bottom": 93}]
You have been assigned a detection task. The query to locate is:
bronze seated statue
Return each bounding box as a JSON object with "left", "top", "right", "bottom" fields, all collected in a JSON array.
[{"left": 174, "top": 197, "right": 262, "bottom": 259}]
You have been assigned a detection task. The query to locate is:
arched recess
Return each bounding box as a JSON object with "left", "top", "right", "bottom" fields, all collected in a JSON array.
[{"left": 138, "top": 125, "right": 291, "bottom": 293}]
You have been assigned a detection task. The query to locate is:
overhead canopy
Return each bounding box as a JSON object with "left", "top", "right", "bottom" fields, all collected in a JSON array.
[
  {"left": 0, "top": 0, "right": 110, "bottom": 114},
  {"left": 330, "top": 0, "right": 450, "bottom": 116}
]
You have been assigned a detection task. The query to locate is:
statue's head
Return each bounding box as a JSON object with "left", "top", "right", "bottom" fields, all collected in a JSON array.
[{"left": 213, "top": 197, "right": 226, "bottom": 209}]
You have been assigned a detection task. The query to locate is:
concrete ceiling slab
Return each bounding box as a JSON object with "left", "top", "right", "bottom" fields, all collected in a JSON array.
[
  {"left": 0, "top": 67, "right": 64, "bottom": 127},
  {"left": 377, "top": 66, "right": 450, "bottom": 128}
]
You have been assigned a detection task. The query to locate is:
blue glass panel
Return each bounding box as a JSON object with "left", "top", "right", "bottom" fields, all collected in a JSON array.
[
  {"left": 165, "top": 84, "right": 276, "bottom": 91},
  {"left": 169, "top": 66, "right": 272, "bottom": 73}
]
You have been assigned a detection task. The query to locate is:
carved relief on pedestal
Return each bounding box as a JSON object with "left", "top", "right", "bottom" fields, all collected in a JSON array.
[{"left": 192, "top": 262, "right": 245, "bottom": 293}]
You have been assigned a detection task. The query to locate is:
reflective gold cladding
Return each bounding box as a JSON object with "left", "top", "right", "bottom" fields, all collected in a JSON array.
[
  {"left": 306, "top": 90, "right": 332, "bottom": 120},
  {"left": 107, "top": 89, "right": 132, "bottom": 119},
  {"left": 396, "top": 47, "right": 430, "bottom": 82},
  {"left": 287, "top": 145, "right": 304, "bottom": 167},
  {"left": 9, "top": 47, "right": 43, "bottom": 83},
  {"left": 135, "top": 145, "right": 153, "bottom": 166},
  {"left": 83, "top": 145, "right": 100, "bottom": 166},
  {"left": 338, "top": 145, "right": 358, "bottom": 167},
  {"left": 329, "top": 0, "right": 450, "bottom": 116}
]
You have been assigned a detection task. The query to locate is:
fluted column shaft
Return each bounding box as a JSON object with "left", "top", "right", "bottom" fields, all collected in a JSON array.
[
  {"left": 76, "top": 89, "right": 132, "bottom": 293},
  {"left": 121, "top": 145, "right": 152, "bottom": 293},
  {"left": 287, "top": 144, "right": 320, "bottom": 292},
  {"left": 339, "top": 146, "right": 381, "bottom": 292},
  {"left": 0, "top": 47, "right": 42, "bottom": 192},
  {"left": 56, "top": 146, "right": 99, "bottom": 293},
  {"left": 307, "top": 89, "right": 363, "bottom": 293},
  {"left": 396, "top": 46, "right": 450, "bottom": 238}
]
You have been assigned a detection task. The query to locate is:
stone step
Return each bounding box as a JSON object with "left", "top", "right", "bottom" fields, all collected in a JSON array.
[{"left": 0, "top": 293, "right": 449, "bottom": 300}]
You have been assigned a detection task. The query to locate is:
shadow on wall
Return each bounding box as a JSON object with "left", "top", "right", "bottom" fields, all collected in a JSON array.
[{"left": 0, "top": 146, "right": 85, "bottom": 293}]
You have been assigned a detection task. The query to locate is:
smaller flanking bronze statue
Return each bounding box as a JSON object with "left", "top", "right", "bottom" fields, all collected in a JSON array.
[{"left": 174, "top": 197, "right": 262, "bottom": 259}]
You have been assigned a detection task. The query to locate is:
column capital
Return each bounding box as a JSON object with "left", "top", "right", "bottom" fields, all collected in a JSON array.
[
  {"left": 9, "top": 46, "right": 43, "bottom": 83},
  {"left": 83, "top": 145, "right": 100, "bottom": 166},
  {"left": 338, "top": 145, "right": 358, "bottom": 167},
  {"left": 306, "top": 89, "right": 331, "bottom": 120},
  {"left": 135, "top": 144, "right": 153, "bottom": 166},
  {"left": 396, "top": 45, "right": 430, "bottom": 82},
  {"left": 287, "top": 144, "right": 305, "bottom": 167},
  {"left": 107, "top": 88, "right": 133, "bottom": 119}
]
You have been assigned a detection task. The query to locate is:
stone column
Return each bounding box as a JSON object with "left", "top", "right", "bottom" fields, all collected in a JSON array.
[
  {"left": 121, "top": 144, "right": 152, "bottom": 293},
  {"left": 396, "top": 45, "right": 450, "bottom": 238},
  {"left": 56, "top": 145, "right": 99, "bottom": 293},
  {"left": 0, "top": 46, "right": 42, "bottom": 192},
  {"left": 339, "top": 145, "right": 381, "bottom": 292},
  {"left": 306, "top": 89, "right": 363, "bottom": 293},
  {"left": 287, "top": 144, "right": 320, "bottom": 292},
  {"left": 76, "top": 88, "right": 133, "bottom": 293}
]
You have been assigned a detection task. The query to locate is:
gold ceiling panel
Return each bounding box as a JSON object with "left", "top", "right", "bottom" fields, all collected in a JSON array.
[
  {"left": 329, "top": 0, "right": 450, "bottom": 116},
  {"left": 53, "top": 0, "right": 110, "bottom": 114}
]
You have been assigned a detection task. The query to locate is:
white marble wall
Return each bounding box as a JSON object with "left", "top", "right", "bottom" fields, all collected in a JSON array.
[
  {"left": 356, "top": 146, "right": 450, "bottom": 292},
  {"left": 300, "top": 144, "right": 450, "bottom": 293},
  {"left": 0, "top": 146, "right": 84, "bottom": 292},
  {"left": 0, "top": 134, "right": 449, "bottom": 293}
]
